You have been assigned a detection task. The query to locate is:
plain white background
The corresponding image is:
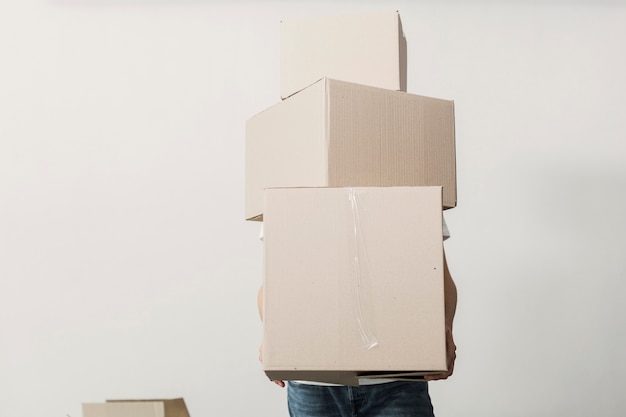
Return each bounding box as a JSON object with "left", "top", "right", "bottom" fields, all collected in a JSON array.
[{"left": 1, "top": 1, "right": 625, "bottom": 416}]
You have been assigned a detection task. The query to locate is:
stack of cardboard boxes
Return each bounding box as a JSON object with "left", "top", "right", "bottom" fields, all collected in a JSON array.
[{"left": 245, "top": 10, "right": 456, "bottom": 386}]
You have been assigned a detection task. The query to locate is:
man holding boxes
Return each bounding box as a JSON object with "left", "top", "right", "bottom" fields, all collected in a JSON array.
[{"left": 247, "top": 10, "right": 458, "bottom": 417}]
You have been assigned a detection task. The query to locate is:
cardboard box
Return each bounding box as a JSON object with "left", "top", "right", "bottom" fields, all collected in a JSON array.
[
  {"left": 82, "top": 398, "right": 189, "bottom": 417},
  {"left": 245, "top": 78, "right": 456, "bottom": 221},
  {"left": 261, "top": 186, "right": 447, "bottom": 386},
  {"left": 280, "top": 10, "right": 407, "bottom": 99}
]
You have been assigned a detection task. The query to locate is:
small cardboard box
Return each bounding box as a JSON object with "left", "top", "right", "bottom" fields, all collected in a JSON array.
[
  {"left": 261, "top": 186, "right": 447, "bottom": 386},
  {"left": 245, "top": 78, "right": 456, "bottom": 221},
  {"left": 82, "top": 398, "right": 189, "bottom": 417},
  {"left": 280, "top": 10, "right": 407, "bottom": 99}
]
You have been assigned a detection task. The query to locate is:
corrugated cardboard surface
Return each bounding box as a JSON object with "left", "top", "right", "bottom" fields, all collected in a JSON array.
[
  {"left": 245, "top": 78, "right": 456, "bottom": 221},
  {"left": 83, "top": 398, "right": 189, "bottom": 417},
  {"left": 280, "top": 10, "right": 407, "bottom": 99},
  {"left": 262, "top": 186, "right": 447, "bottom": 386}
]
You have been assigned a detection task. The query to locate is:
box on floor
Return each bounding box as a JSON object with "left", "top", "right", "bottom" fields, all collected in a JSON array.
[{"left": 82, "top": 398, "right": 189, "bottom": 417}]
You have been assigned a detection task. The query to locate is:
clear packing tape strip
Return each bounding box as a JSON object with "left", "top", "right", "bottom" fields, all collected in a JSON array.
[{"left": 347, "top": 188, "right": 379, "bottom": 350}]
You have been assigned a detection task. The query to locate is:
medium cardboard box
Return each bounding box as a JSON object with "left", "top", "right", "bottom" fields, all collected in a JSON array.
[
  {"left": 245, "top": 78, "right": 456, "bottom": 221},
  {"left": 280, "top": 10, "right": 407, "bottom": 99},
  {"left": 261, "top": 186, "right": 447, "bottom": 386},
  {"left": 82, "top": 398, "right": 189, "bottom": 417}
]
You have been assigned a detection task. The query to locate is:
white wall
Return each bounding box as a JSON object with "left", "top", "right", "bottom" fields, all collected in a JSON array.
[{"left": 1, "top": 1, "right": 625, "bottom": 416}]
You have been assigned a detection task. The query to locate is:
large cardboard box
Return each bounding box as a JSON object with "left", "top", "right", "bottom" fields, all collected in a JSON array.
[
  {"left": 245, "top": 78, "right": 456, "bottom": 221},
  {"left": 280, "top": 10, "right": 407, "bottom": 99},
  {"left": 82, "top": 398, "right": 189, "bottom": 417},
  {"left": 261, "top": 186, "right": 447, "bottom": 386}
]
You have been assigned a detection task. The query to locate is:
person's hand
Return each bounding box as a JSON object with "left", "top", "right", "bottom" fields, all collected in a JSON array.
[
  {"left": 425, "top": 326, "right": 456, "bottom": 381},
  {"left": 258, "top": 344, "right": 286, "bottom": 388}
]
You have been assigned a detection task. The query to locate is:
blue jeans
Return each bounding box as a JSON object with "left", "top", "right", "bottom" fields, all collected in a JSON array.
[{"left": 287, "top": 381, "right": 435, "bottom": 417}]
